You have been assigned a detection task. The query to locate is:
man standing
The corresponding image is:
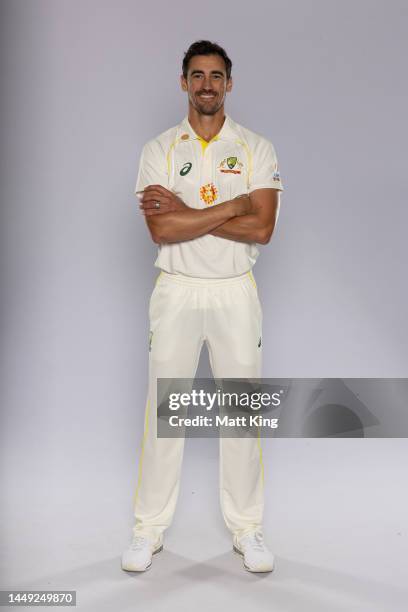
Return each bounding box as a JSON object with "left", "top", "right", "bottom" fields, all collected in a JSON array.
[{"left": 122, "top": 40, "right": 284, "bottom": 573}]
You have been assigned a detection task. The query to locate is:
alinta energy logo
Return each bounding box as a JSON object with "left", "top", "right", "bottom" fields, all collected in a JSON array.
[{"left": 200, "top": 182, "right": 218, "bottom": 205}]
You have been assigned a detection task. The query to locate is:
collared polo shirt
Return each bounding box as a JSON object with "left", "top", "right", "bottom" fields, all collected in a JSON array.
[{"left": 134, "top": 113, "right": 284, "bottom": 278}]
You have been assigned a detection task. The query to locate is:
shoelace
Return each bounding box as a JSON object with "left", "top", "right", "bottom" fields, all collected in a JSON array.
[
  {"left": 240, "top": 530, "right": 266, "bottom": 552},
  {"left": 130, "top": 536, "right": 148, "bottom": 551}
]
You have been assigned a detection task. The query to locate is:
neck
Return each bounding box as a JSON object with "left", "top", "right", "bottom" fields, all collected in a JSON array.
[{"left": 187, "top": 105, "right": 226, "bottom": 141}]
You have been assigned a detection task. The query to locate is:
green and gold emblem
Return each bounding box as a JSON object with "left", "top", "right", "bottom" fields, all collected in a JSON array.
[{"left": 227, "top": 156, "right": 237, "bottom": 169}]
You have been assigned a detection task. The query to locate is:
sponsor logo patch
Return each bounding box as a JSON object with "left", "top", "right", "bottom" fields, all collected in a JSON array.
[
  {"left": 200, "top": 182, "right": 218, "bottom": 206},
  {"left": 180, "top": 162, "right": 192, "bottom": 176},
  {"left": 218, "top": 156, "right": 243, "bottom": 174}
]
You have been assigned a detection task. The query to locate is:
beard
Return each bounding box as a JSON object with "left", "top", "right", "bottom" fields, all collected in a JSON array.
[{"left": 191, "top": 92, "right": 224, "bottom": 115}]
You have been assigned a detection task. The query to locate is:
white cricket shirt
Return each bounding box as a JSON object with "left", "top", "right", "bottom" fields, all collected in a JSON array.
[{"left": 134, "top": 113, "right": 284, "bottom": 278}]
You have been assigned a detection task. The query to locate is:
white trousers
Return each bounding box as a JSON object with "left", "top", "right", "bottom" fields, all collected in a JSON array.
[{"left": 132, "top": 270, "right": 264, "bottom": 542}]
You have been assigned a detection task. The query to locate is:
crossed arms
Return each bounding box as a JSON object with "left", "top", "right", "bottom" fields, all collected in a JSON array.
[{"left": 138, "top": 185, "right": 281, "bottom": 245}]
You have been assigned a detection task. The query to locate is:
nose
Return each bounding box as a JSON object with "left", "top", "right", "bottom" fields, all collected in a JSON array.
[{"left": 202, "top": 75, "right": 212, "bottom": 89}]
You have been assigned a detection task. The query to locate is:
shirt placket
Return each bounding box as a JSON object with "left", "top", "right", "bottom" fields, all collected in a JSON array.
[{"left": 200, "top": 142, "right": 216, "bottom": 207}]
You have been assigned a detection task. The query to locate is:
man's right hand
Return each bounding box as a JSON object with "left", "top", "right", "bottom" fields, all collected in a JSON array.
[{"left": 138, "top": 185, "right": 188, "bottom": 215}]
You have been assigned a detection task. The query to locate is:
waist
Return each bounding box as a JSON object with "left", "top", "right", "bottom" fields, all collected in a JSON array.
[{"left": 157, "top": 270, "right": 257, "bottom": 288}]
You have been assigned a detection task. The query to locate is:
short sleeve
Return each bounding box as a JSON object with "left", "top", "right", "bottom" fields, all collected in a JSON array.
[
  {"left": 248, "top": 139, "right": 284, "bottom": 193},
  {"left": 134, "top": 139, "right": 168, "bottom": 194}
]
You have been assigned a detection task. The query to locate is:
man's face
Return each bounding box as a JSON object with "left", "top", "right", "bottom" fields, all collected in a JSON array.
[{"left": 180, "top": 54, "right": 232, "bottom": 116}]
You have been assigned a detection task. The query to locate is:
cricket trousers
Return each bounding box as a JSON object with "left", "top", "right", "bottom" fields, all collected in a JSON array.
[{"left": 132, "top": 269, "right": 264, "bottom": 543}]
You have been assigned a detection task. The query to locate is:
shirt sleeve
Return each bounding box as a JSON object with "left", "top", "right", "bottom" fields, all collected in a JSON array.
[
  {"left": 133, "top": 139, "right": 168, "bottom": 194},
  {"left": 248, "top": 138, "right": 284, "bottom": 193}
]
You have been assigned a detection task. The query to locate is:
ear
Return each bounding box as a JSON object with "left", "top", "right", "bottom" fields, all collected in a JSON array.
[
  {"left": 180, "top": 74, "right": 188, "bottom": 92},
  {"left": 226, "top": 76, "right": 233, "bottom": 92}
]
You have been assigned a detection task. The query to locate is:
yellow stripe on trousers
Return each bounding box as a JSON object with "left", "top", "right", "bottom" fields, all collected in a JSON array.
[
  {"left": 247, "top": 269, "right": 264, "bottom": 487},
  {"left": 132, "top": 397, "right": 151, "bottom": 510},
  {"left": 133, "top": 273, "right": 162, "bottom": 510},
  {"left": 247, "top": 269, "right": 257, "bottom": 289},
  {"left": 257, "top": 428, "right": 265, "bottom": 487}
]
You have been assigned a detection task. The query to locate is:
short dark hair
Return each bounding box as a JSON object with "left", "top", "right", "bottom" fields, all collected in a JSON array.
[{"left": 182, "top": 40, "right": 232, "bottom": 80}]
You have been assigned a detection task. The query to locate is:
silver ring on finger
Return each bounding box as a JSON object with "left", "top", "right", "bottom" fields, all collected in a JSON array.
[{"left": 155, "top": 200, "right": 161, "bottom": 209}]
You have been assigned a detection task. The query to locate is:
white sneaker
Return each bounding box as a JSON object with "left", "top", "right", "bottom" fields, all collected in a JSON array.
[
  {"left": 233, "top": 530, "right": 275, "bottom": 573},
  {"left": 121, "top": 534, "right": 163, "bottom": 572}
]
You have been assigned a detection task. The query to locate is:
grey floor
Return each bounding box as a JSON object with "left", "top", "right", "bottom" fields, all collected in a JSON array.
[{"left": 1, "top": 438, "right": 407, "bottom": 611}]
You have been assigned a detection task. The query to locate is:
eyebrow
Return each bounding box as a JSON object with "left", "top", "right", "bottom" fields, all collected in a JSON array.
[{"left": 190, "top": 69, "right": 225, "bottom": 76}]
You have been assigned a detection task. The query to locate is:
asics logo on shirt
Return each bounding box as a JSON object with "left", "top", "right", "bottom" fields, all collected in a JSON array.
[{"left": 180, "top": 162, "right": 192, "bottom": 176}]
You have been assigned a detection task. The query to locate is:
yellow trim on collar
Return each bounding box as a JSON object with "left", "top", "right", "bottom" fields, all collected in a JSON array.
[{"left": 197, "top": 134, "right": 219, "bottom": 153}]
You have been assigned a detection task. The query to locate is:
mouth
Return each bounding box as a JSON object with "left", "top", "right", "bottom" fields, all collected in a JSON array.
[{"left": 198, "top": 94, "right": 216, "bottom": 100}]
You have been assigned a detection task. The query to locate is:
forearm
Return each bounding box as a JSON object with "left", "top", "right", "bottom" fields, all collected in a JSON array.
[
  {"left": 209, "top": 213, "right": 271, "bottom": 244},
  {"left": 147, "top": 199, "right": 240, "bottom": 243}
]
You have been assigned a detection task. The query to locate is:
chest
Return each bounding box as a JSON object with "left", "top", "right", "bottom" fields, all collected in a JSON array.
[{"left": 168, "top": 141, "right": 250, "bottom": 208}]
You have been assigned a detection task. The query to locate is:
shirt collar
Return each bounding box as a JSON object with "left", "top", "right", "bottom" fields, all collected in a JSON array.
[{"left": 178, "top": 113, "right": 237, "bottom": 142}]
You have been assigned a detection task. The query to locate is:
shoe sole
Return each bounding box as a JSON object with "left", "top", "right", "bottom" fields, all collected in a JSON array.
[
  {"left": 233, "top": 545, "right": 275, "bottom": 573},
  {"left": 121, "top": 544, "right": 163, "bottom": 572}
]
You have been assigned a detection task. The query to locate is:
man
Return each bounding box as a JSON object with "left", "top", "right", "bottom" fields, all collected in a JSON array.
[{"left": 122, "top": 40, "right": 284, "bottom": 573}]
